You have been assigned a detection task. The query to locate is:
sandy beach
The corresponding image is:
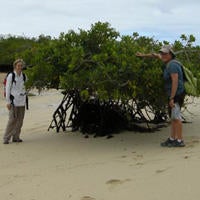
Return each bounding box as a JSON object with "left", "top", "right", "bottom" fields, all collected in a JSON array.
[{"left": 1, "top": 73, "right": 200, "bottom": 200}]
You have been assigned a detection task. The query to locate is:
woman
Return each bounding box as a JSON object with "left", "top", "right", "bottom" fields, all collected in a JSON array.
[
  {"left": 137, "top": 45, "right": 185, "bottom": 147},
  {"left": 3, "top": 59, "right": 27, "bottom": 144}
]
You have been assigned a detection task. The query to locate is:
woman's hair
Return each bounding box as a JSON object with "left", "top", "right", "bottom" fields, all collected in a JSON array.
[{"left": 13, "top": 59, "right": 25, "bottom": 68}]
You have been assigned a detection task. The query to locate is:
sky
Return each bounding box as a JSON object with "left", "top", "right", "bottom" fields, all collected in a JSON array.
[{"left": 1, "top": 0, "right": 200, "bottom": 44}]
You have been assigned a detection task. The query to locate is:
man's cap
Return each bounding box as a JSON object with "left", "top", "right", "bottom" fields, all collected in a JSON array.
[{"left": 159, "top": 45, "right": 175, "bottom": 56}]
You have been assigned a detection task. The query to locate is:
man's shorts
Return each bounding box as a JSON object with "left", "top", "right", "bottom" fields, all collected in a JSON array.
[
  {"left": 171, "top": 103, "right": 182, "bottom": 120},
  {"left": 168, "top": 92, "right": 185, "bottom": 120}
]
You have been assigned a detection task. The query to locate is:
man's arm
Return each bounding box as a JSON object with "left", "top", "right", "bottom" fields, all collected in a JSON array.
[{"left": 136, "top": 52, "right": 161, "bottom": 59}]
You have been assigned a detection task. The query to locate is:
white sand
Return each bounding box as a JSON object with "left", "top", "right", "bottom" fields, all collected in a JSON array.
[{"left": 0, "top": 73, "right": 200, "bottom": 200}]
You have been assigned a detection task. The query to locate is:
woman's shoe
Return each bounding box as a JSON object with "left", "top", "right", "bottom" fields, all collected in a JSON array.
[{"left": 12, "top": 138, "right": 23, "bottom": 143}]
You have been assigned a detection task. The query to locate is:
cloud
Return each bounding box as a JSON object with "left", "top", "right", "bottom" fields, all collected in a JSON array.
[{"left": 0, "top": 0, "right": 199, "bottom": 43}]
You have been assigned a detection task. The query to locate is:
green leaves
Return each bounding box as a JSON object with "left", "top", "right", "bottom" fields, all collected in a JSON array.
[
  {"left": 1, "top": 22, "right": 200, "bottom": 115},
  {"left": 183, "top": 65, "right": 198, "bottom": 96}
]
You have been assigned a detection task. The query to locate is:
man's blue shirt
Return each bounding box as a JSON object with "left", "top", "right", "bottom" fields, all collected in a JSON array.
[{"left": 163, "top": 60, "right": 185, "bottom": 97}]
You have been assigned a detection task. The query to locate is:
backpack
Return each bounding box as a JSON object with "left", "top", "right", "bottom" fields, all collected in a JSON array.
[
  {"left": 167, "top": 60, "right": 198, "bottom": 97},
  {"left": 3, "top": 72, "right": 29, "bottom": 109}
]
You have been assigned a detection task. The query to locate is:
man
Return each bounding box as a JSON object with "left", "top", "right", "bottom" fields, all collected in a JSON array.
[
  {"left": 137, "top": 45, "right": 185, "bottom": 147},
  {"left": 3, "top": 59, "right": 27, "bottom": 144}
]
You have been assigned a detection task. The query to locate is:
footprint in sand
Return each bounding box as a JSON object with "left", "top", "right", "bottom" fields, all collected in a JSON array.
[
  {"left": 184, "top": 155, "right": 189, "bottom": 159},
  {"left": 132, "top": 154, "right": 144, "bottom": 161},
  {"left": 136, "top": 162, "right": 144, "bottom": 166},
  {"left": 81, "top": 196, "right": 96, "bottom": 200},
  {"left": 106, "top": 179, "right": 123, "bottom": 185},
  {"left": 106, "top": 178, "right": 131, "bottom": 187},
  {"left": 136, "top": 154, "right": 143, "bottom": 158},
  {"left": 156, "top": 167, "right": 170, "bottom": 174}
]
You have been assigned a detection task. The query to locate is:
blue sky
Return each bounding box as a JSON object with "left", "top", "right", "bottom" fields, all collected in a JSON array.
[{"left": 1, "top": 0, "right": 200, "bottom": 44}]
